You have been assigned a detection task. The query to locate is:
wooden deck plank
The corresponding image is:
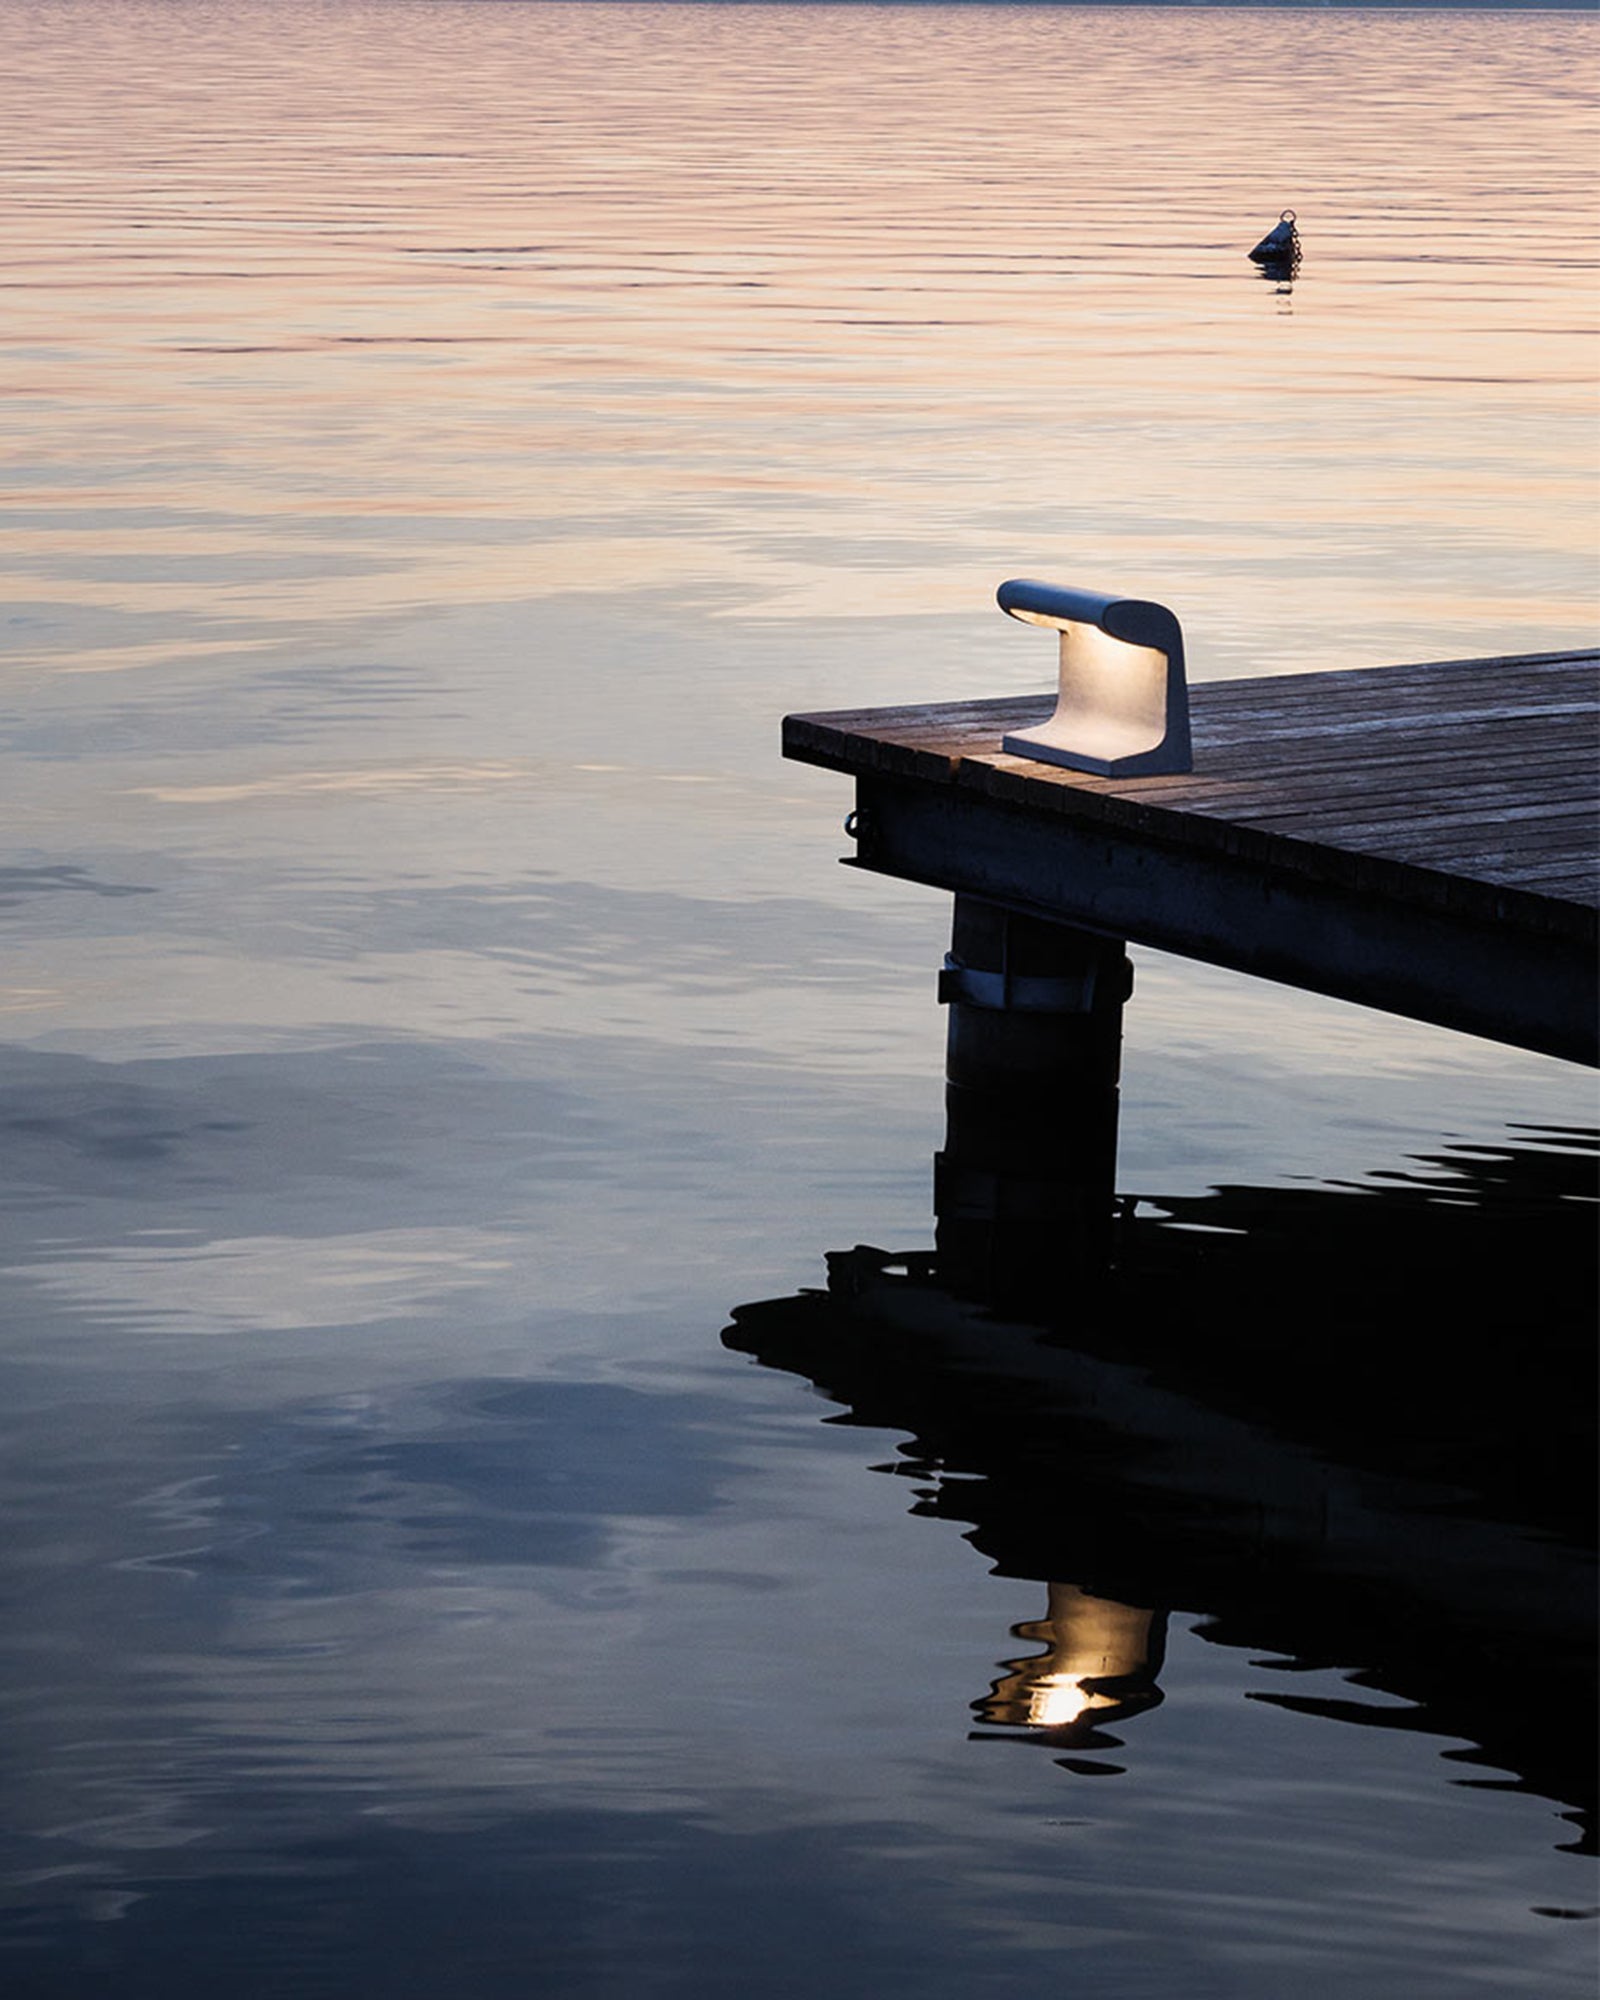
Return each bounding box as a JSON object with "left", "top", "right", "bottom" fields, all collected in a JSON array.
[
  {"left": 804, "top": 692, "right": 1597, "bottom": 760},
  {"left": 784, "top": 648, "right": 1599, "bottom": 1061},
  {"left": 789, "top": 710, "right": 1597, "bottom": 795}
]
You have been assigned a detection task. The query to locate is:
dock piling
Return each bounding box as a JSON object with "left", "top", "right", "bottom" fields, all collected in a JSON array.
[{"left": 936, "top": 897, "right": 1131, "bottom": 1303}]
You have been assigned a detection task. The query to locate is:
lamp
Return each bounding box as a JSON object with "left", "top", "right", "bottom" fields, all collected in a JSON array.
[{"left": 997, "top": 578, "right": 1192, "bottom": 778}]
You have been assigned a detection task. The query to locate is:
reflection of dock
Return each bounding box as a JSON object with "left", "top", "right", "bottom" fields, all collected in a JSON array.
[
  {"left": 724, "top": 1131, "right": 1598, "bottom": 1849},
  {"left": 786, "top": 648, "right": 1599, "bottom": 1063}
]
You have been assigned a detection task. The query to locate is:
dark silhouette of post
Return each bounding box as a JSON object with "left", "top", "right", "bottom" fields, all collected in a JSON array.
[{"left": 935, "top": 896, "right": 1131, "bottom": 1306}]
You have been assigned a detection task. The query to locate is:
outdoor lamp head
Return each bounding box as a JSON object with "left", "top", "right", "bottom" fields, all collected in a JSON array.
[{"left": 997, "top": 579, "right": 1193, "bottom": 778}]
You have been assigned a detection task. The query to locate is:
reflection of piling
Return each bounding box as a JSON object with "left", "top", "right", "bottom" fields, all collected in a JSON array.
[{"left": 935, "top": 896, "right": 1130, "bottom": 1305}]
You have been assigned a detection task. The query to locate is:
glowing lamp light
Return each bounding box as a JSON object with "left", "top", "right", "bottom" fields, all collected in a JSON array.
[{"left": 997, "top": 578, "right": 1193, "bottom": 778}]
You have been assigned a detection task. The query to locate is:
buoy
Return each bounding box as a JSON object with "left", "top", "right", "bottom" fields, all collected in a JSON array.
[{"left": 1248, "top": 210, "right": 1300, "bottom": 265}]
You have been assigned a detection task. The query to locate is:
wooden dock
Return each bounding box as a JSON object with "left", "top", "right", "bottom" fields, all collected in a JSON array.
[{"left": 785, "top": 648, "right": 1599, "bottom": 1066}]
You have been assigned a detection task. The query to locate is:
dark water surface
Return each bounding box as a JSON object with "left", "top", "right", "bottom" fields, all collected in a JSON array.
[{"left": 2, "top": 2, "right": 1597, "bottom": 1993}]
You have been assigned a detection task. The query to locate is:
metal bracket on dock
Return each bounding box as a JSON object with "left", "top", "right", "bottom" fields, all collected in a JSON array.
[{"left": 938, "top": 952, "right": 1131, "bottom": 1016}]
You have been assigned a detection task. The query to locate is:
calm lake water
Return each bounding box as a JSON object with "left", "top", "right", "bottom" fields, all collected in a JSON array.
[{"left": 2, "top": 2, "right": 1596, "bottom": 1993}]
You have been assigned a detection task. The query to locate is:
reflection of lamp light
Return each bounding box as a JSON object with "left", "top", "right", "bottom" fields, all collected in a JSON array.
[
  {"left": 997, "top": 578, "right": 1192, "bottom": 778},
  {"left": 979, "top": 1582, "right": 1166, "bottom": 1734},
  {"left": 1019, "top": 1669, "right": 1113, "bottom": 1729}
]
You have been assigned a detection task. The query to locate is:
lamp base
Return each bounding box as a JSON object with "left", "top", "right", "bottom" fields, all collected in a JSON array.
[{"left": 1001, "top": 722, "right": 1192, "bottom": 779}]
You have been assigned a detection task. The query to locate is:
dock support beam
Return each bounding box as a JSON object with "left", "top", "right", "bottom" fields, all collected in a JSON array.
[{"left": 935, "top": 897, "right": 1131, "bottom": 1307}]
